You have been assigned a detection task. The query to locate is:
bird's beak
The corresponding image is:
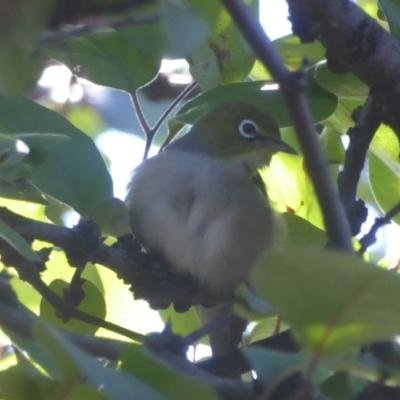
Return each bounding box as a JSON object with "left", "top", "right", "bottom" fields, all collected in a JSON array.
[{"left": 262, "top": 137, "right": 298, "bottom": 155}]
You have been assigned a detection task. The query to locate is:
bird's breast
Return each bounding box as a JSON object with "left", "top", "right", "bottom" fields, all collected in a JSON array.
[{"left": 126, "top": 150, "right": 278, "bottom": 296}]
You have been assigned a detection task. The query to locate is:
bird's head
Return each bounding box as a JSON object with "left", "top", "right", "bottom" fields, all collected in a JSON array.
[{"left": 172, "top": 101, "right": 297, "bottom": 170}]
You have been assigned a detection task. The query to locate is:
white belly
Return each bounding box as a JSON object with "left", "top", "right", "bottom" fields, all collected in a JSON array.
[{"left": 125, "top": 150, "right": 277, "bottom": 296}]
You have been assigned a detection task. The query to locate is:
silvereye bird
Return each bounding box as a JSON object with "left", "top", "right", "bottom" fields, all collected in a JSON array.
[{"left": 125, "top": 101, "right": 296, "bottom": 356}]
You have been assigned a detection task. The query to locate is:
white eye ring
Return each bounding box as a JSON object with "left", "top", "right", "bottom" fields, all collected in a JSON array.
[{"left": 238, "top": 119, "right": 259, "bottom": 140}]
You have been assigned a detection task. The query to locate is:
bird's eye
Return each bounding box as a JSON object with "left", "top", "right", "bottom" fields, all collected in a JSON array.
[{"left": 238, "top": 119, "right": 259, "bottom": 140}]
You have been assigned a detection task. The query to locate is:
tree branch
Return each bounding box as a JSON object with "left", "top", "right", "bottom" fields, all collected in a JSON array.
[
  {"left": 338, "top": 94, "right": 382, "bottom": 235},
  {"left": 221, "top": 0, "right": 353, "bottom": 252},
  {"left": 0, "top": 207, "right": 224, "bottom": 311},
  {"left": 132, "top": 81, "right": 197, "bottom": 161},
  {"left": 286, "top": 0, "right": 400, "bottom": 140}
]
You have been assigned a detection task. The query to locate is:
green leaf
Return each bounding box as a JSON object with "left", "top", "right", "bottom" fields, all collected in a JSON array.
[
  {"left": 32, "top": 138, "right": 112, "bottom": 215},
  {"left": 4, "top": 325, "right": 64, "bottom": 380},
  {"left": 251, "top": 34, "right": 326, "bottom": 80},
  {"left": 0, "top": 198, "right": 51, "bottom": 266},
  {"left": 314, "top": 63, "right": 367, "bottom": 133},
  {"left": 33, "top": 323, "right": 168, "bottom": 400},
  {"left": 117, "top": 2, "right": 208, "bottom": 61},
  {"left": 176, "top": 80, "right": 337, "bottom": 128},
  {"left": 244, "top": 347, "right": 308, "bottom": 385},
  {"left": 0, "top": 134, "right": 43, "bottom": 203},
  {"left": 319, "top": 128, "right": 346, "bottom": 164},
  {"left": 0, "top": 96, "right": 113, "bottom": 215},
  {"left": 314, "top": 63, "right": 369, "bottom": 100},
  {"left": 275, "top": 35, "right": 326, "bottom": 70},
  {"left": 120, "top": 343, "right": 219, "bottom": 400},
  {"left": 0, "top": 0, "right": 53, "bottom": 95},
  {"left": 40, "top": 279, "right": 106, "bottom": 335},
  {"left": 0, "top": 134, "right": 29, "bottom": 167},
  {"left": 319, "top": 371, "right": 367, "bottom": 400},
  {"left": 0, "top": 364, "right": 58, "bottom": 400},
  {"left": 14, "top": 133, "right": 71, "bottom": 166},
  {"left": 43, "top": 29, "right": 161, "bottom": 92},
  {"left": 379, "top": 0, "right": 400, "bottom": 40},
  {"left": 158, "top": 305, "right": 203, "bottom": 342},
  {"left": 161, "top": 0, "right": 209, "bottom": 57},
  {"left": 187, "top": 0, "right": 258, "bottom": 89},
  {"left": 261, "top": 151, "right": 324, "bottom": 230},
  {"left": 10, "top": 277, "right": 42, "bottom": 314},
  {"left": 283, "top": 213, "right": 326, "bottom": 247},
  {"left": 0, "top": 218, "right": 40, "bottom": 261},
  {"left": 89, "top": 197, "right": 132, "bottom": 237},
  {"left": 323, "top": 98, "right": 364, "bottom": 133},
  {"left": 247, "top": 317, "right": 283, "bottom": 344},
  {"left": 251, "top": 248, "right": 400, "bottom": 355},
  {"left": 369, "top": 154, "right": 400, "bottom": 224},
  {"left": 369, "top": 124, "right": 400, "bottom": 224}
]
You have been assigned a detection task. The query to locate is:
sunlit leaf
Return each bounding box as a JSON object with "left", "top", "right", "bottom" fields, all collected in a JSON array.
[
  {"left": 369, "top": 124, "right": 400, "bottom": 224},
  {"left": 262, "top": 151, "right": 324, "bottom": 230},
  {"left": 89, "top": 197, "right": 132, "bottom": 237},
  {"left": 251, "top": 34, "right": 326, "bottom": 80},
  {"left": 283, "top": 213, "right": 326, "bottom": 247},
  {"left": 158, "top": 306, "right": 202, "bottom": 342}
]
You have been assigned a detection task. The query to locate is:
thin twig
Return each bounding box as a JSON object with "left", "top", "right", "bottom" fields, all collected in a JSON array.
[
  {"left": 130, "top": 90, "right": 152, "bottom": 138},
  {"left": 221, "top": 0, "right": 353, "bottom": 253},
  {"left": 20, "top": 260, "right": 145, "bottom": 342},
  {"left": 136, "top": 81, "right": 197, "bottom": 160},
  {"left": 358, "top": 200, "right": 400, "bottom": 254},
  {"left": 153, "top": 81, "right": 197, "bottom": 154},
  {"left": 40, "top": 13, "right": 160, "bottom": 43},
  {"left": 0, "top": 279, "right": 124, "bottom": 360}
]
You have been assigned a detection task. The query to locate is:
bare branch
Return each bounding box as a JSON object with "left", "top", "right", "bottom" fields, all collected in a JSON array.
[
  {"left": 130, "top": 90, "right": 153, "bottom": 158},
  {"left": 134, "top": 81, "right": 198, "bottom": 161},
  {"left": 338, "top": 94, "right": 382, "bottom": 235},
  {"left": 0, "top": 207, "right": 223, "bottom": 310},
  {"left": 221, "top": 0, "right": 353, "bottom": 252}
]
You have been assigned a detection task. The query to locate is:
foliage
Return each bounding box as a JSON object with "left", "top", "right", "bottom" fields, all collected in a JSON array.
[{"left": 0, "top": 0, "right": 399, "bottom": 399}]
